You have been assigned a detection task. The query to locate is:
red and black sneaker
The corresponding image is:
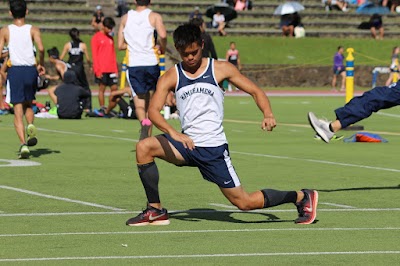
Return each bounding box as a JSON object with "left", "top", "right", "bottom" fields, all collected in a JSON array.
[
  {"left": 295, "top": 189, "right": 318, "bottom": 224},
  {"left": 126, "top": 205, "right": 170, "bottom": 226}
]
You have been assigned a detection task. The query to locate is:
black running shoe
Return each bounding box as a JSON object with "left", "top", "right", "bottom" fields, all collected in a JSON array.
[
  {"left": 126, "top": 205, "right": 170, "bottom": 226},
  {"left": 295, "top": 189, "right": 318, "bottom": 224}
]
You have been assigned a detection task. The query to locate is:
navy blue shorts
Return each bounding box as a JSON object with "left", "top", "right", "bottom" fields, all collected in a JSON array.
[
  {"left": 162, "top": 134, "right": 241, "bottom": 188},
  {"left": 127, "top": 65, "right": 160, "bottom": 95},
  {"left": 6, "top": 66, "right": 38, "bottom": 104}
]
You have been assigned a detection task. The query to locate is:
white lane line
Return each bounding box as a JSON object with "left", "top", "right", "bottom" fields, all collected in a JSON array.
[
  {"left": 209, "top": 203, "right": 237, "bottom": 209},
  {"left": 1, "top": 251, "right": 400, "bottom": 262},
  {"left": 320, "top": 202, "right": 356, "bottom": 209},
  {"left": 232, "top": 151, "right": 400, "bottom": 173},
  {"left": 1, "top": 208, "right": 400, "bottom": 217},
  {"left": 0, "top": 159, "right": 41, "bottom": 167},
  {"left": 0, "top": 186, "right": 124, "bottom": 211},
  {"left": 1, "top": 227, "right": 399, "bottom": 238},
  {"left": 211, "top": 202, "right": 357, "bottom": 210},
  {"left": 38, "top": 128, "right": 138, "bottom": 143},
  {"left": 376, "top": 112, "right": 400, "bottom": 118}
]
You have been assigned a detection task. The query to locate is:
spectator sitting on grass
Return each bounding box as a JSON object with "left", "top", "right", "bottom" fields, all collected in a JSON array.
[{"left": 47, "top": 70, "right": 90, "bottom": 119}]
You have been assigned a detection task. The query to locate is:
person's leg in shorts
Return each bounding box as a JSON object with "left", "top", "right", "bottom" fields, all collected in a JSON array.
[
  {"left": 128, "top": 66, "right": 159, "bottom": 139},
  {"left": 95, "top": 74, "right": 107, "bottom": 109},
  {"left": 7, "top": 66, "right": 38, "bottom": 157},
  {"left": 127, "top": 134, "right": 318, "bottom": 226}
]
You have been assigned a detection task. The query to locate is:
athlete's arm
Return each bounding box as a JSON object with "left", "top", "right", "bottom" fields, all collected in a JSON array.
[
  {"left": 117, "top": 14, "right": 128, "bottom": 50},
  {"left": 31, "top": 26, "right": 45, "bottom": 73},
  {"left": 81, "top": 43, "right": 92, "bottom": 70},
  {"left": 151, "top": 12, "right": 167, "bottom": 54},
  {"left": 148, "top": 68, "right": 195, "bottom": 150},
  {"left": 215, "top": 61, "right": 276, "bottom": 131},
  {"left": 0, "top": 27, "right": 7, "bottom": 58},
  {"left": 59, "top": 42, "right": 70, "bottom": 61}
]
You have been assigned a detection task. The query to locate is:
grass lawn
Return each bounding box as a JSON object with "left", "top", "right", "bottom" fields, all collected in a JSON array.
[
  {"left": 40, "top": 33, "right": 398, "bottom": 66},
  {"left": 0, "top": 95, "right": 399, "bottom": 264}
]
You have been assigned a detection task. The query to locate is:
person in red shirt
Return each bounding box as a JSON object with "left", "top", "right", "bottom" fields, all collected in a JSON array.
[{"left": 91, "top": 17, "right": 118, "bottom": 112}]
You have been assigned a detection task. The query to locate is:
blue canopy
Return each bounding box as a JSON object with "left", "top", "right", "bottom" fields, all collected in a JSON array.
[{"left": 356, "top": 2, "right": 390, "bottom": 15}]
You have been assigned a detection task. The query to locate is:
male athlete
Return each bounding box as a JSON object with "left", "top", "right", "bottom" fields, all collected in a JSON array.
[
  {"left": 126, "top": 24, "right": 318, "bottom": 226},
  {"left": 0, "top": 0, "right": 45, "bottom": 158}
]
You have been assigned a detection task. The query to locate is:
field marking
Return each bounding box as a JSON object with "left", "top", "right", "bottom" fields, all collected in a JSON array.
[
  {"left": 211, "top": 202, "right": 357, "bottom": 209},
  {"left": 0, "top": 186, "right": 124, "bottom": 211},
  {"left": 376, "top": 112, "right": 400, "bottom": 118},
  {"left": 320, "top": 202, "right": 356, "bottom": 209},
  {"left": 38, "top": 128, "right": 138, "bottom": 142},
  {"left": 1, "top": 251, "right": 399, "bottom": 262},
  {"left": 209, "top": 203, "right": 237, "bottom": 209},
  {"left": 1, "top": 207, "right": 400, "bottom": 217},
  {"left": 1, "top": 227, "right": 399, "bottom": 238},
  {"left": 232, "top": 151, "right": 400, "bottom": 173},
  {"left": 0, "top": 159, "right": 41, "bottom": 167}
]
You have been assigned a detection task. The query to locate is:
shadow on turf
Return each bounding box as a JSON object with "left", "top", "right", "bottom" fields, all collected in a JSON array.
[
  {"left": 29, "top": 148, "right": 61, "bottom": 158},
  {"left": 319, "top": 185, "right": 400, "bottom": 192},
  {"left": 170, "top": 208, "right": 294, "bottom": 224}
]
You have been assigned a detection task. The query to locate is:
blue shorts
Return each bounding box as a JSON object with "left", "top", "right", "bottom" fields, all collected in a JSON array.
[
  {"left": 162, "top": 134, "right": 241, "bottom": 188},
  {"left": 6, "top": 66, "right": 38, "bottom": 104},
  {"left": 127, "top": 65, "right": 160, "bottom": 95}
]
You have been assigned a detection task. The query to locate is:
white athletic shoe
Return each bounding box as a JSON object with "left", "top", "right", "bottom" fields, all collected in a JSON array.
[{"left": 308, "top": 112, "right": 334, "bottom": 143}]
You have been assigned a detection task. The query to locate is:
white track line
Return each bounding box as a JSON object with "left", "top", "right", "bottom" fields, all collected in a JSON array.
[
  {"left": 1, "top": 251, "right": 400, "bottom": 262},
  {"left": 1, "top": 208, "right": 400, "bottom": 217},
  {"left": 211, "top": 202, "right": 357, "bottom": 209},
  {"left": 320, "top": 202, "right": 356, "bottom": 209},
  {"left": 1, "top": 227, "right": 399, "bottom": 238},
  {"left": 376, "top": 112, "right": 400, "bottom": 118},
  {"left": 232, "top": 151, "right": 400, "bottom": 173},
  {"left": 0, "top": 186, "right": 124, "bottom": 211},
  {"left": 209, "top": 203, "right": 238, "bottom": 209}
]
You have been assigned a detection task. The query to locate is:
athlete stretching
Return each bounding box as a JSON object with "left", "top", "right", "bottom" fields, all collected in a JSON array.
[{"left": 126, "top": 24, "right": 318, "bottom": 226}]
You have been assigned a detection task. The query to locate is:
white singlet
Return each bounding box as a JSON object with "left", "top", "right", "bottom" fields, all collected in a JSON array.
[
  {"left": 8, "top": 24, "right": 36, "bottom": 66},
  {"left": 123, "top": 9, "right": 158, "bottom": 67},
  {"left": 174, "top": 58, "right": 227, "bottom": 147}
]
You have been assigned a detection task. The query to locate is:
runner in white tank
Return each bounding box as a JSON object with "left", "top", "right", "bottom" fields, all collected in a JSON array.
[
  {"left": 117, "top": 0, "right": 167, "bottom": 140},
  {"left": 0, "top": 0, "right": 45, "bottom": 159},
  {"left": 125, "top": 24, "right": 319, "bottom": 227},
  {"left": 123, "top": 8, "right": 158, "bottom": 67},
  {"left": 8, "top": 24, "right": 36, "bottom": 66}
]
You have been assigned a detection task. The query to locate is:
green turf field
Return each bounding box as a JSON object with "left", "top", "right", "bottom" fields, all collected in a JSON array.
[{"left": 0, "top": 95, "right": 399, "bottom": 264}]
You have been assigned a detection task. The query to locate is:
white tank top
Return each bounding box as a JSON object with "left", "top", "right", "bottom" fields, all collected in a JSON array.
[
  {"left": 174, "top": 58, "right": 227, "bottom": 147},
  {"left": 124, "top": 9, "right": 158, "bottom": 67},
  {"left": 8, "top": 24, "right": 36, "bottom": 66}
]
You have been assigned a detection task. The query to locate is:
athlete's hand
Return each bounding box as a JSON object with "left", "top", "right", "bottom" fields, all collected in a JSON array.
[
  {"left": 37, "top": 65, "right": 45, "bottom": 76},
  {"left": 171, "top": 131, "right": 195, "bottom": 150},
  {"left": 261, "top": 114, "right": 276, "bottom": 132}
]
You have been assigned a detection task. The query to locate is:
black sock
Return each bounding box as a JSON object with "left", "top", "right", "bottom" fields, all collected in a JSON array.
[
  {"left": 261, "top": 189, "right": 297, "bottom": 208},
  {"left": 138, "top": 162, "right": 160, "bottom": 203}
]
